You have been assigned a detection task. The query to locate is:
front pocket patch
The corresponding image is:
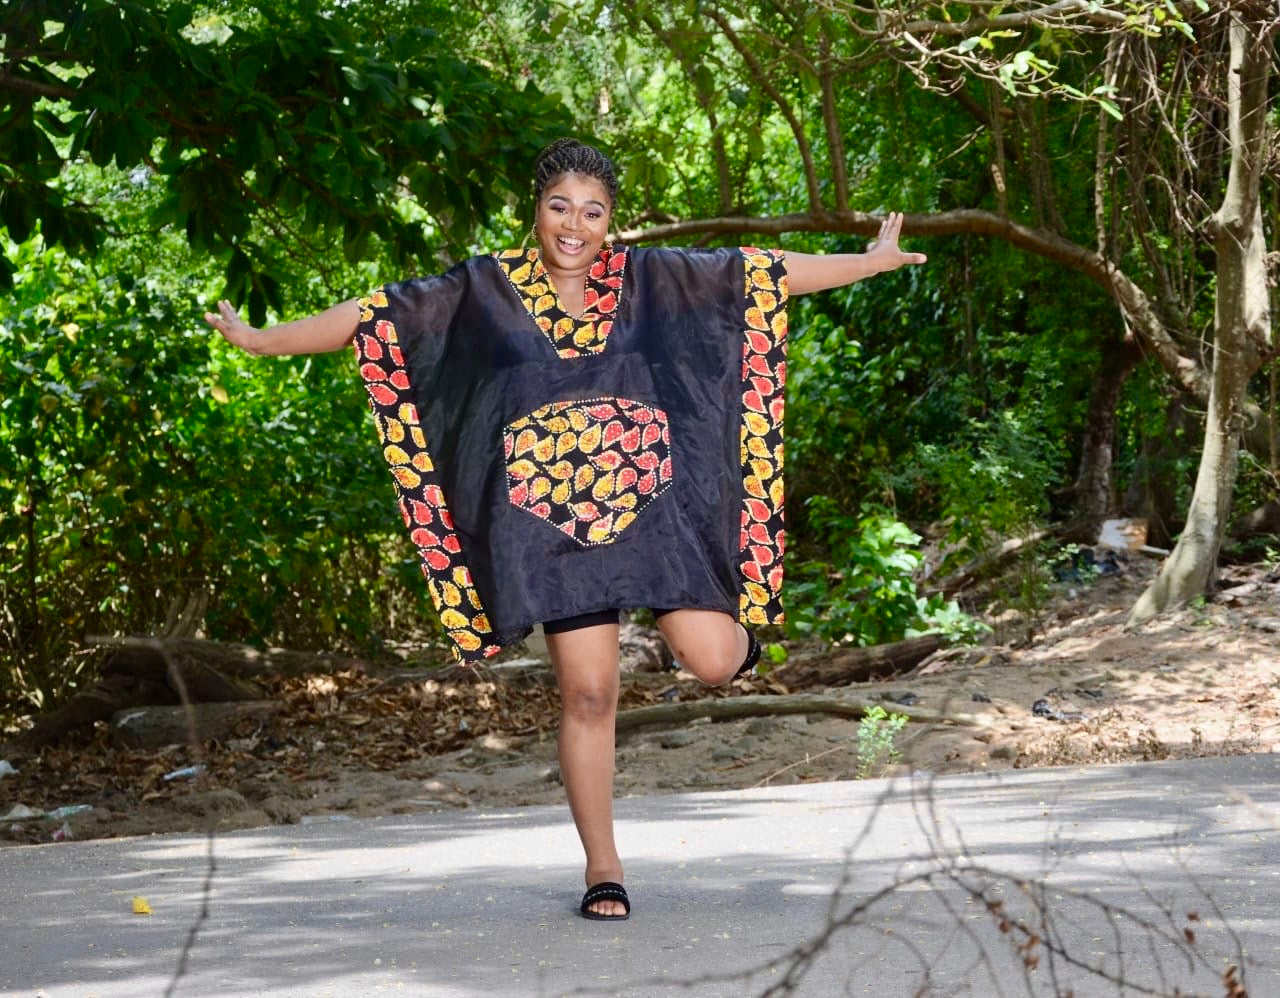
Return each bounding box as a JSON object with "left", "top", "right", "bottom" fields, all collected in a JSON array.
[{"left": 504, "top": 398, "right": 673, "bottom": 546}]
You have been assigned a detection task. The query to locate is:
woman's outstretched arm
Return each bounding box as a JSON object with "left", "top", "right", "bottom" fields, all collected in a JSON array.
[
  {"left": 785, "top": 212, "right": 926, "bottom": 295},
  {"left": 203, "top": 298, "right": 362, "bottom": 355}
]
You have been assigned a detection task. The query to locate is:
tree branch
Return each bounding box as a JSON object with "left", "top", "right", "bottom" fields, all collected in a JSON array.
[
  {"left": 639, "top": 12, "right": 735, "bottom": 214},
  {"left": 701, "top": 7, "right": 825, "bottom": 215},
  {"left": 0, "top": 69, "right": 76, "bottom": 101},
  {"left": 614, "top": 691, "right": 991, "bottom": 734},
  {"left": 817, "top": 35, "right": 849, "bottom": 212},
  {"left": 619, "top": 207, "right": 1210, "bottom": 402},
  {"left": 861, "top": 0, "right": 1129, "bottom": 37}
]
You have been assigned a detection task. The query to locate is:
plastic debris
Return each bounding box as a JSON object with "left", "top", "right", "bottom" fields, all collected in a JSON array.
[
  {"left": 3, "top": 804, "right": 41, "bottom": 821},
  {"left": 1054, "top": 546, "right": 1123, "bottom": 583},
  {"left": 161, "top": 764, "right": 206, "bottom": 782},
  {"left": 132, "top": 895, "right": 153, "bottom": 916},
  {"left": 0, "top": 760, "right": 18, "bottom": 778},
  {"left": 51, "top": 821, "right": 73, "bottom": 842},
  {"left": 1098, "top": 517, "right": 1148, "bottom": 552},
  {"left": 44, "top": 804, "right": 93, "bottom": 820},
  {"left": 1031, "top": 698, "right": 1087, "bottom": 723}
]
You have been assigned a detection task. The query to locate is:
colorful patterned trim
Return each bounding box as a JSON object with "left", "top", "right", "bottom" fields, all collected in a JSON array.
[
  {"left": 504, "top": 397, "right": 673, "bottom": 547},
  {"left": 737, "top": 249, "right": 788, "bottom": 626},
  {"left": 494, "top": 245, "right": 627, "bottom": 357},
  {"left": 354, "top": 289, "right": 501, "bottom": 662}
]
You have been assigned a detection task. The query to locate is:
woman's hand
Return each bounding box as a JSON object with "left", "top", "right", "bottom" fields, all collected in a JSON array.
[
  {"left": 786, "top": 212, "right": 927, "bottom": 295},
  {"left": 202, "top": 298, "right": 361, "bottom": 356},
  {"left": 865, "top": 212, "right": 928, "bottom": 274},
  {"left": 204, "top": 299, "right": 262, "bottom": 354}
]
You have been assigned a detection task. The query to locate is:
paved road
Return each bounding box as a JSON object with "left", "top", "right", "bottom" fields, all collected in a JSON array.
[{"left": 3, "top": 754, "right": 1278, "bottom": 997}]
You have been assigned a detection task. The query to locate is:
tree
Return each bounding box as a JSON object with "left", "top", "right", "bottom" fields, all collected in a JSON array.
[
  {"left": 1128, "top": 7, "right": 1276, "bottom": 622},
  {"left": 0, "top": 0, "right": 577, "bottom": 710},
  {"left": 592, "top": 0, "right": 1277, "bottom": 615},
  {"left": 0, "top": 0, "right": 572, "bottom": 319}
]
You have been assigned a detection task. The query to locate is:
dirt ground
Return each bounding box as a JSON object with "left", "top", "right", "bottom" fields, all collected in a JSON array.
[{"left": 3, "top": 556, "right": 1279, "bottom": 846}]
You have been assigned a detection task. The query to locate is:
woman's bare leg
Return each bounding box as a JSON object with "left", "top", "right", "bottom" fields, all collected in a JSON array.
[
  {"left": 547, "top": 622, "right": 627, "bottom": 918},
  {"left": 656, "top": 608, "right": 749, "bottom": 686}
]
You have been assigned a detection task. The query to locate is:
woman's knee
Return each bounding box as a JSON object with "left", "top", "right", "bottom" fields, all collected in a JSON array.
[
  {"left": 559, "top": 679, "right": 619, "bottom": 721},
  {"left": 683, "top": 649, "right": 740, "bottom": 687}
]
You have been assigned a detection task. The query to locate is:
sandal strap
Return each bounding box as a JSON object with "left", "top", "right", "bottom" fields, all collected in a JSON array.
[
  {"left": 581, "top": 881, "right": 630, "bottom": 913},
  {"left": 735, "top": 629, "right": 762, "bottom": 678}
]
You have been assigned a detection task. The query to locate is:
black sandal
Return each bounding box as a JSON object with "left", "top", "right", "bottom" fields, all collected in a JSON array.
[
  {"left": 735, "top": 629, "right": 762, "bottom": 679},
  {"left": 580, "top": 881, "right": 631, "bottom": 921}
]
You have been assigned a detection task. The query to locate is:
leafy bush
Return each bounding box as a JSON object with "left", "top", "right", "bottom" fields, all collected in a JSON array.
[
  {"left": 785, "top": 497, "right": 986, "bottom": 648},
  {"left": 855, "top": 705, "right": 909, "bottom": 778},
  {"left": 900, "top": 410, "right": 1063, "bottom": 575},
  {"left": 0, "top": 237, "right": 440, "bottom": 714},
  {"left": 891, "top": 411, "right": 1064, "bottom": 640}
]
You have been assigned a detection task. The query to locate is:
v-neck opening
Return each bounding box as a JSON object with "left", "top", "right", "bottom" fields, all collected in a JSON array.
[{"left": 494, "top": 245, "right": 627, "bottom": 358}]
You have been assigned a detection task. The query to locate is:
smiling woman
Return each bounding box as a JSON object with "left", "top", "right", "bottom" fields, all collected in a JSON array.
[{"left": 203, "top": 136, "right": 925, "bottom": 922}]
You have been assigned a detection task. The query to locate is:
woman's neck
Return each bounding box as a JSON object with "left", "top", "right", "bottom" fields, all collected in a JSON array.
[{"left": 542, "top": 259, "right": 590, "bottom": 318}]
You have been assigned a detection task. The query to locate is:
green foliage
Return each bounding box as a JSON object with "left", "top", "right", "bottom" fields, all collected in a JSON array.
[
  {"left": 855, "top": 704, "right": 908, "bottom": 779},
  {"left": 0, "top": 233, "right": 439, "bottom": 712},
  {"left": 4, "top": 0, "right": 1268, "bottom": 724},
  {"left": 902, "top": 411, "right": 1063, "bottom": 574},
  {"left": 786, "top": 497, "right": 987, "bottom": 648},
  {"left": 895, "top": 410, "right": 1064, "bottom": 641},
  {"left": 1, "top": 1, "right": 573, "bottom": 315}
]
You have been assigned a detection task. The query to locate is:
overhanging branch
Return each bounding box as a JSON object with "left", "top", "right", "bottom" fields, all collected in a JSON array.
[{"left": 618, "top": 207, "right": 1211, "bottom": 404}]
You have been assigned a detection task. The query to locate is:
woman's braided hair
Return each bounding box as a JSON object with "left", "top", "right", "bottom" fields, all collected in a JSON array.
[{"left": 533, "top": 138, "right": 619, "bottom": 210}]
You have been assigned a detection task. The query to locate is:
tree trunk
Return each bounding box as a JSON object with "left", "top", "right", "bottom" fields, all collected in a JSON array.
[
  {"left": 1122, "top": 394, "right": 1189, "bottom": 548},
  {"left": 771, "top": 635, "right": 940, "bottom": 687},
  {"left": 614, "top": 691, "right": 989, "bottom": 734},
  {"left": 1128, "top": 12, "right": 1274, "bottom": 625},
  {"left": 1069, "top": 335, "right": 1145, "bottom": 537}
]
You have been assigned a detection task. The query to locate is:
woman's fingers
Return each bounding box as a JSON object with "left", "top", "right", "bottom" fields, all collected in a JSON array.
[
  {"left": 204, "top": 300, "right": 240, "bottom": 331},
  {"left": 874, "top": 212, "right": 901, "bottom": 247},
  {"left": 203, "top": 301, "right": 257, "bottom": 348},
  {"left": 872, "top": 212, "right": 926, "bottom": 267}
]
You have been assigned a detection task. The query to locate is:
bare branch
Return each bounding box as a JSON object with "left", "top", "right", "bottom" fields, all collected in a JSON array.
[
  {"left": 0, "top": 69, "right": 76, "bottom": 101},
  {"left": 817, "top": 35, "right": 849, "bottom": 212},
  {"left": 619, "top": 207, "right": 1211, "bottom": 403},
  {"left": 701, "top": 6, "right": 826, "bottom": 214},
  {"left": 890, "top": 0, "right": 1129, "bottom": 36}
]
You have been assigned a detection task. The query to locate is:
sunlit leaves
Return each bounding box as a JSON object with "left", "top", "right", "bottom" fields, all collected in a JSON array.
[{"left": 1, "top": 0, "right": 575, "bottom": 314}]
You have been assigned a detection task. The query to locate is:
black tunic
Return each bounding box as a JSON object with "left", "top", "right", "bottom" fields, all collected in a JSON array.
[{"left": 354, "top": 244, "right": 788, "bottom": 661}]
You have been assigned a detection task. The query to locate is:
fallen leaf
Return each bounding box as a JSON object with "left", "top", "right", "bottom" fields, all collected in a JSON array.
[{"left": 132, "top": 896, "right": 153, "bottom": 916}]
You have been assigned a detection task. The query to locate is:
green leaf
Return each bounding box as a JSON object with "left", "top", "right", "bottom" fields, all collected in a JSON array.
[
  {"left": 166, "top": 4, "right": 193, "bottom": 34},
  {"left": 341, "top": 66, "right": 366, "bottom": 91}
]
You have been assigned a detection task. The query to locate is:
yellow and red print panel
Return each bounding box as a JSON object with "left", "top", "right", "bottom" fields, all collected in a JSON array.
[
  {"left": 494, "top": 246, "right": 627, "bottom": 358},
  {"left": 738, "top": 248, "right": 788, "bottom": 626},
  {"left": 504, "top": 398, "right": 673, "bottom": 547},
  {"left": 355, "top": 290, "right": 500, "bottom": 661}
]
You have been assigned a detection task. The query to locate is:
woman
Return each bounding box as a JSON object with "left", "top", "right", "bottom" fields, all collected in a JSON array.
[{"left": 206, "top": 138, "right": 925, "bottom": 920}]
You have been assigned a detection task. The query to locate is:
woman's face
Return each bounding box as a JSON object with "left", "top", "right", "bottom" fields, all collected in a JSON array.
[{"left": 535, "top": 172, "right": 612, "bottom": 274}]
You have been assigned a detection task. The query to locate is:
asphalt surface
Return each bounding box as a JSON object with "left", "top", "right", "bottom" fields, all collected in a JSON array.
[{"left": 3, "top": 753, "right": 1279, "bottom": 997}]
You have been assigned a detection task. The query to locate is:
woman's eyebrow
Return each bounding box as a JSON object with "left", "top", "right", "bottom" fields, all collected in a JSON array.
[{"left": 548, "top": 195, "right": 607, "bottom": 210}]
